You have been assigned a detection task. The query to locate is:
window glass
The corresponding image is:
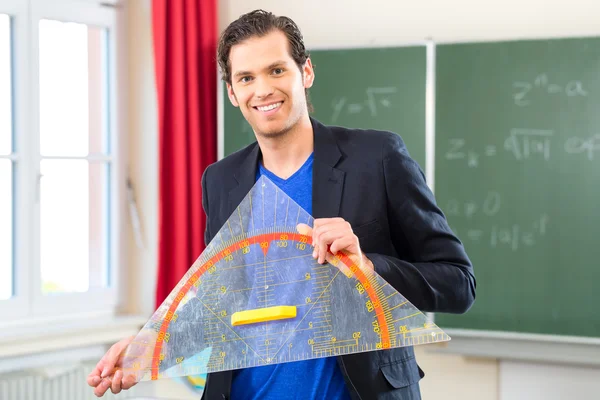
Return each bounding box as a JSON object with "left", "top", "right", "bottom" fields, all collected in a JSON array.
[
  {"left": 40, "top": 160, "right": 110, "bottom": 294},
  {"left": 39, "top": 19, "right": 109, "bottom": 157}
]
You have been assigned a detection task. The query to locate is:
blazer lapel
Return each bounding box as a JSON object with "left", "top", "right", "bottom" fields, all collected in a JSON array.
[
  {"left": 227, "top": 119, "right": 345, "bottom": 222},
  {"left": 228, "top": 143, "right": 260, "bottom": 217},
  {"left": 311, "top": 118, "right": 345, "bottom": 219}
]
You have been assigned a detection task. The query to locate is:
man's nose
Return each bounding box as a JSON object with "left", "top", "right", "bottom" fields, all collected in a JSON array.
[{"left": 255, "top": 77, "right": 274, "bottom": 98}]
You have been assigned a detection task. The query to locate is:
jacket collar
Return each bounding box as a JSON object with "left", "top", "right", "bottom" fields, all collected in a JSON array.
[
  {"left": 310, "top": 118, "right": 345, "bottom": 219},
  {"left": 228, "top": 117, "right": 345, "bottom": 221}
]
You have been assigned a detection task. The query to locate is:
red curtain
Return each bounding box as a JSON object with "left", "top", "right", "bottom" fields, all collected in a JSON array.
[{"left": 152, "top": 0, "right": 218, "bottom": 306}]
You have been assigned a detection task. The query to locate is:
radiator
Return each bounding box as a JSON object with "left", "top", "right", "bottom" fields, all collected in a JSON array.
[{"left": 0, "top": 365, "right": 144, "bottom": 400}]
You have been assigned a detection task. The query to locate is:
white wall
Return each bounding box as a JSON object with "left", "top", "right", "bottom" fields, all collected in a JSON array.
[
  {"left": 220, "top": 0, "right": 600, "bottom": 48},
  {"left": 125, "top": 1, "right": 600, "bottom": 398},
  {"left": 125, "top": 0, "right": 159, "bottom": 319},
  {"left": 126, "top": 2, "right": 198, "bottom": 398},
  {"left": 500, "top": 361, "right": 600, "bottom": 399}
]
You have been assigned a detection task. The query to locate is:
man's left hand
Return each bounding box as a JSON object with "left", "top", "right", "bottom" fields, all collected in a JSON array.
[{"left": 297, "top": 218, "right": 374, "bottom": 272}]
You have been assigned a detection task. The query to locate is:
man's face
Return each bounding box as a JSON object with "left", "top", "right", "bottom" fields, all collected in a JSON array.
[{"left": 226, "top": 30, "right": 314, "bottom": 139}]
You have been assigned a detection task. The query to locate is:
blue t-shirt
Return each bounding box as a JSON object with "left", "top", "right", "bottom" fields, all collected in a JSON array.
[{"left": 230, "top": 153, "right": 351, "bottom": 400}]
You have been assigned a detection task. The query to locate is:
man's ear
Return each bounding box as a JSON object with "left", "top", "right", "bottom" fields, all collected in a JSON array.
[
  {"left": 226, "top": 83, "right": 239, "bottom": 107},
  {"left": 302, "top": 58, "right": 315, "bottom": 89}
]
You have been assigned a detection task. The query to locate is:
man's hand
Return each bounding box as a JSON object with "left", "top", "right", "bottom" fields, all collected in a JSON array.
[
  {"left": 297, "top": 218, "right": 374, "bottom": 273},
  {"left": 87, "top": 329, "right": 157, "bottom": 397},
  {"left": 87, "top": 336, "right": 137, "bottom": 397}
]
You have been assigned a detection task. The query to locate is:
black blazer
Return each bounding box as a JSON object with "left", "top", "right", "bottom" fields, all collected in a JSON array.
[{"left": 200, "top": 117, "right": 476, "bottom": 399}]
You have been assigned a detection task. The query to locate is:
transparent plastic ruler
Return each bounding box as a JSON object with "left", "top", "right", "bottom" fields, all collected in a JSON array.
[{"left": 122, "top": 176, "right": 450, "bottom": 381}]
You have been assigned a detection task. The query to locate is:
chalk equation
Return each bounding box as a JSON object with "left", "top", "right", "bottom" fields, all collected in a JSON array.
[
  {"left": 564, "top": 133, "right": 600, "bottom": 161},
  {"left": 445, "top": 138, "right": 497, "bottom": 168},
  {"left": 444, "top": 131, "right": 599, "bottom": 166},
  {"left": 331, "top": 87, "right": 397, "bottom": 123},
  {"left": 445, "top": 191, "right": 502, "bottom": 219},
  {"left": 513, "top": 74, "right": 588, "bottom": 107},
  {"left": 504, "top": 128, "right": 552, "bottom": 161},
  {"left": 452, "top": 214, "right": 549, "bottom": 252}
]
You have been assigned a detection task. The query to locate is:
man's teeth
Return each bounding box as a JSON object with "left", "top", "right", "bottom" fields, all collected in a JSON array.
[{"left": 257, "top": 102, "right": 281, "bottom": 112}]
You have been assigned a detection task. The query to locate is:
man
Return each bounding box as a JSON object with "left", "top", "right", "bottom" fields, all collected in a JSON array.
[{"left": 88, "top": 9, "right": 475, "bottom": 399}]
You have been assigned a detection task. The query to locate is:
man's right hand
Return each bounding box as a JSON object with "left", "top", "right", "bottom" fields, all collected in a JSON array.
[{"left": 87, "top": 335, "right": 139, "bottom": 397}]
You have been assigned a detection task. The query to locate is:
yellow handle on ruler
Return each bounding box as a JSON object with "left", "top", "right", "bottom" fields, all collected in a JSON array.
[{"left": 231, "top": 306, "right": 297, "bottom": 326}]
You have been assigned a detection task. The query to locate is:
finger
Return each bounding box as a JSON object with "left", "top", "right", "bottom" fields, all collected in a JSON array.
[
  {"left": 314, "top": 230, "right": 337, "bottom": 264},
  {"left": 313, "top": 220, "right": 352, "bottom": 247},
  {"left": 325, "top": 228, "right": 360, "bottom": 255},
  {"left": 87, "top": 375, "right": 102, "bottom": 387},
  {"left": 296, "top": 223, "right": 315, "bottom": 249},
  {"left": 329, "top": 236, "right": 355, "bottom": 255},
  {"left": 87, "top": 364, "right": 104, "bottom": 387},
  {"left": 101, "top": 347, "right": 122, "bottom": 378},
  {"left": 121, "top": 373, "right": 139, "bottom": 390},
  {"left": 94, "top": 378, "right": 111, "bottom": 397},
  {"left": 101, "top": 362, "right": 115, "bottom": 379},
  {"left": 324, "top": 251, "right": 353, "bottom": 277},
  {"left": 296, "top": 223, "right": 313, "bottom": 237},
  {"left": 317, "top": 233, "right": 339, "bottom": 264},
  {"left": 110, "top": 370, "right": 123, "bottom": 394},
  {"left": 312, "top": 217, "right": 344, "bottom": 229},
  {"left": 318, "top": 240, "right": 329, "bottom": 264},
  {"left": 316, "top": 229, "right": 351, "bottom": 263}
]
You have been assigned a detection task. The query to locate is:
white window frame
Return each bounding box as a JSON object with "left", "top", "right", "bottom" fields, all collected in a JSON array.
[
  {"left": 1, "top": 0, "right": 30, "bottom": 321},
  {"left": 0, "top": 0, "right": 128, "bottom": 323}
]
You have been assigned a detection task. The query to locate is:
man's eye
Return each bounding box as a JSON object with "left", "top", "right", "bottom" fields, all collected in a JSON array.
[
  {"left": 272, "top": 68, "right": 284, "bottom": 75},
  {"left": 240, "top": 76, "right": 253, "bottom": 83}
]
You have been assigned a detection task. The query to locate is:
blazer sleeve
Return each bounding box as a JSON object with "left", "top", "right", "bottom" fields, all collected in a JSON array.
[{"left": 365, "top": 134, "right": 476, "bottom": 314}]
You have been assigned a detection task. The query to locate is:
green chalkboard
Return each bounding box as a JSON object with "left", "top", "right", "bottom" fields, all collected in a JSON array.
[
  {"left": 434, "top": 37, "right": 600, "bottom": 338},
  {"left": 221, "top": 45, "right": 427, "bottom": 170}
]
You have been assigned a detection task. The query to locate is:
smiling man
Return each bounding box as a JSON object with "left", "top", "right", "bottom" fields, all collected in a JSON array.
[{"left": 88, "top": 9, "right": 476, "bottom": 400}]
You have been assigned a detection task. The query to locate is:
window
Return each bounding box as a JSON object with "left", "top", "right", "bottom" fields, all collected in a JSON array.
[
  {"left": 0, "top": 0, "right": 124, "bottom": 321},
  {"left": 38, "top": 20, "right": 112, "bottom": 295}
]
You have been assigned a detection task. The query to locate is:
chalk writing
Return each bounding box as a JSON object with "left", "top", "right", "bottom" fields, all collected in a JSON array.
[
  {"left": 513, "top": 74, "right": 588, "bottom": 106},
  {"left": 445, "top": 129, "right": 552, "bottom": 166},
  {"left": 504, "top": 128, "right": 553, "bottom": 161},
  {"left": 453, "top": 214, "right": 549, "bottom": 252},
  {"left": 331, "top": 87, "right": 397, "bottom": 123},
  {"left": 445, "top": 191, "right": 501, "bottom": 218},
  {"left": 446, "top": 130, "right": 599, "bottom": 165},
  {"left": 490, "top": 214, "right": 549, "bottom": 251},
  {"left": 564, "top": 134, "right": 600, "bottom": 161},
  {"left": 445, "top": 139, "right": 498, "bottom": 168}
]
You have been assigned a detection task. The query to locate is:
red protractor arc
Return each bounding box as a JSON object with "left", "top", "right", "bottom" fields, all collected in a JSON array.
[{"left": 149, "top": 231, "right": 393, "bottom": 380}]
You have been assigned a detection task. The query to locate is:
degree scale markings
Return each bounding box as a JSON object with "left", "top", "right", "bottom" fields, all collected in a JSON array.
[{"left": 150, "top": 230, "right": 393, "bottom": 380}]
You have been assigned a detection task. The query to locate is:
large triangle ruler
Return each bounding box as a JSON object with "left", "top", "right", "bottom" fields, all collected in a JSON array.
[{"left": 121, "top": 176, "right": 450, "bottom": 381}]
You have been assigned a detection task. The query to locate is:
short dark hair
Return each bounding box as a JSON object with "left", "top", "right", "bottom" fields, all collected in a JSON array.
[{"left": 217, "top": 9, "right": 313, "bottom": 112}]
